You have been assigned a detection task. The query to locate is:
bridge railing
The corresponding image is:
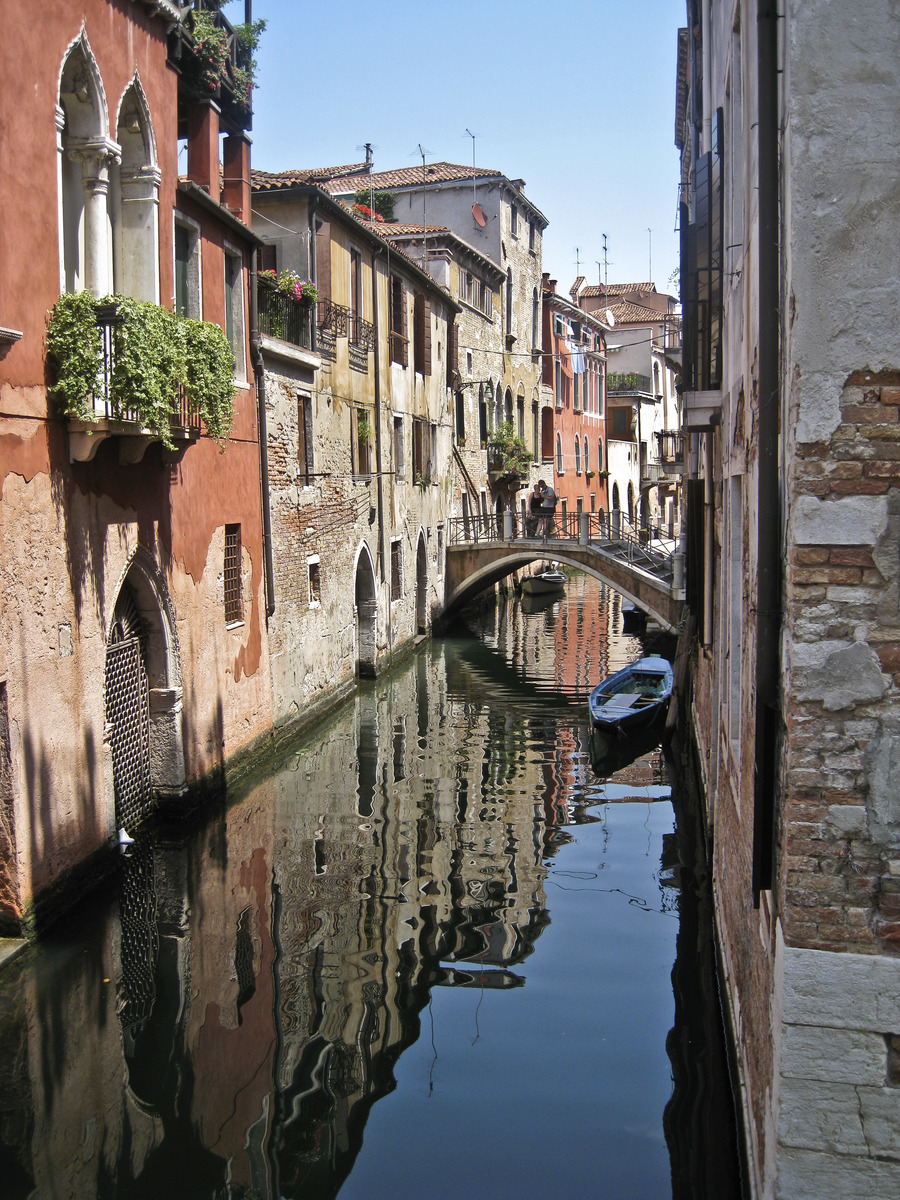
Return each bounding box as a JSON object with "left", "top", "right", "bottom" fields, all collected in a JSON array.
[{"left": 448, "top": 509, "right": 676, "bottom": 575}]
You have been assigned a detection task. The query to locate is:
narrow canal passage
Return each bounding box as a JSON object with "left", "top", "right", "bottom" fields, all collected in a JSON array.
[{"left": 0, "top": 574, "right": 742, "bottom": 1200}]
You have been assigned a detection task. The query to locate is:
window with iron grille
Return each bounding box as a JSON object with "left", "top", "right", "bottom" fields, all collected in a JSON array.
[
  {"left": 224, "top": 524, "right": 242, "bottom": 623},
  {"left": 390, "top": 540, "right": 402, "bottom": 601}
]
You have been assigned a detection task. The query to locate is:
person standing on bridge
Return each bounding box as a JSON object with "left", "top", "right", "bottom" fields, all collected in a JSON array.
[
  {"left": 527, "top": 481, "right": 544, "bottom": 537},
  {"left": 539, "top": 480, "right": 557, "bottom": 538}
]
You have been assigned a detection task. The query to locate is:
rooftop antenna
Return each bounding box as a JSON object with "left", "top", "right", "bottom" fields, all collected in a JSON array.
[
  {"left": 419, "top": 143, "right": 429, "bottom": 267},
  {"left": 465, "top": 129, "right": 476, "bottom": 205},
  {"left": 575, "top": 246, "right": 582, "bottom": 277},
  {"left": 466, "top": 128, "right": 487, "bottom": 230},
  {"left": 600, "top": 236, "right": 615, "bottom": 326}
]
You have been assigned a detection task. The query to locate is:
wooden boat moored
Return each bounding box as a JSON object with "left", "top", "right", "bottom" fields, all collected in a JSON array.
[
  {"left": 521, "top": 567, "right": 566, "bottom": 596},
  {"left": 588, "top": 655, "right": 674, "bottom": 732}
]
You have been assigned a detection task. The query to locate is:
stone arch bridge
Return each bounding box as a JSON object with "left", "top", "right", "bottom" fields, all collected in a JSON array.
[{"left": 443, "top": 512, "right": 685, "bottom": 631}]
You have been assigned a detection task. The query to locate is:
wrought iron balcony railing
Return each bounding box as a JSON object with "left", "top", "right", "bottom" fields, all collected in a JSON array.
[
  {"left": 607, "top": 372, "right": 654, "bottom": 396},
  {"left": 351, "top": 313, "right": 376, "bottom": 351},
  {"left": 90, "top": 303, "right": 201, "bottom": 432},
  {"left": 257, "top": 284, "right": 314, "bottom": 350},
  {"left": 317, "top": 299, "right": 350, "bottom": 339}
]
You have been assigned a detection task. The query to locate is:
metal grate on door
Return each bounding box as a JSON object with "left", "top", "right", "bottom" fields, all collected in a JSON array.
[{"left": 106, "top": 618, "right": 152, "bottom": 833}]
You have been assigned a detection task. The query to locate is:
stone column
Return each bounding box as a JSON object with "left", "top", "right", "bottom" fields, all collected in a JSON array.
[{"left": 71, "top": 139, "right": 120, "bottom": 297}]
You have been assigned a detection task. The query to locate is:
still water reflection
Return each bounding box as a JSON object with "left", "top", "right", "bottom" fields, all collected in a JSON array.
[{"left": 0, "top": 575, "right": 741, "bottom": 1199}]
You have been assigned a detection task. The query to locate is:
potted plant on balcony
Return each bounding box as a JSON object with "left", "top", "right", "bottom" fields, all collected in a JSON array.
[
  {"left": 487, "top": 420, "right": 532, "bottom": 482},
  {"left": 276, "top": 270, "right": 318, "bottom": 306}
]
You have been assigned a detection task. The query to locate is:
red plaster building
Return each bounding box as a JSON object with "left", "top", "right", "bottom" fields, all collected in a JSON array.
[
  {"left": 541, "top": 276, "right": 609, "bottom": 528},
  {"left": 0, "top": 1, "right": 272, "bottom": 933}
]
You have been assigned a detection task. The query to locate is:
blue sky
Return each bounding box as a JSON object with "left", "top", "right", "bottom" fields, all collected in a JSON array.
[{"left": 235, "top": 0, "right": 685, "bottom": 296}]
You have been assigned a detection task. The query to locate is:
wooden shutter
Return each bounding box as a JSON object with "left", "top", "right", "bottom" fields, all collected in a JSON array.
[
  {"left": 447, "top": 317, "right": 459, "bottom": 386},
  {"left": 414, "top": 293, "right": 431, "bottom": 375}
]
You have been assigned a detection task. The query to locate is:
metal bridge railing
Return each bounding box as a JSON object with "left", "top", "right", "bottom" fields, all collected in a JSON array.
[{"left": 448, "top": 509, "right": 680, "bottom": 584}]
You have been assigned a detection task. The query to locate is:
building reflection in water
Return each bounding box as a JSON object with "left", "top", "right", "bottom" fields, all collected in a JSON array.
[{"left": 0, "top": 576, "right": 739, "bottom": 1199}]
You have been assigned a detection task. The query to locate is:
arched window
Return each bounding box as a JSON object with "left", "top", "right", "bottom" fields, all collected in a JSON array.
[
  {"left": 505, "top": 268, "right": 513, "bottom": 336},
  {"left": 597, "top": 438, "right": 603, "bottom": 473},
  {"left": 532, "top": 286, "right": 539, "bottom": 349},
  {"left": 612, "top": 481, "right": 620, "bottom": 513},
  {"left": 584, "top": 437, "right": 590, "bottom": 474},
  {"left": 58, "top": 34, "right": 118, "bottom": 296},
  {"left": 556, "top": 432, "right": 563, "bottom": 474},
  {"left": 113, "top": 79, "right": 160, "bottom": 302},
  {"left": 505, "top": 386, "right": 513, "bottom": 426},
  {"left": 574, "top": 436, "right": 581, "bottom": 474}
]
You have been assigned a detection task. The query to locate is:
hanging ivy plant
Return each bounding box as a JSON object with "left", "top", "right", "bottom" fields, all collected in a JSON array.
[
  {"left": 46, "top": 291, "right": 103, "bottom": 424},
  {"left": 110, "top": 296, "right": 182, "bottom": 447},
  {"left": 180, "top": 317, "right": 236, "bottom": 445},
  {"left": 46, "top": 292, "right": 236, "bottom": 451}
]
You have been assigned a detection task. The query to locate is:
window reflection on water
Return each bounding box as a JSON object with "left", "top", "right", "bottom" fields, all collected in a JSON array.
[{"left": 0, "top": 575, "right": 740, "bottom": 1200}]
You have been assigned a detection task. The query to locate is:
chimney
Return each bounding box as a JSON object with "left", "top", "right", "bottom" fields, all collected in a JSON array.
[
  {"left": 549, "top": 278, "right": 557, "bottom": 294},
  {"left": 223, "top": 132, "right": 252, "bottom": 222},
  {"left": 186, "top": 99, "right": 220, "bottom": 195}
]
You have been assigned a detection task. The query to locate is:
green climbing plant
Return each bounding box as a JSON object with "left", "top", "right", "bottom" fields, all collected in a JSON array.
[
  {"left": 46, "top": 292, "right": 236, "bottom": 450},
  {"left": 46, "top": 291, "right": 103, "bottom": 424}
]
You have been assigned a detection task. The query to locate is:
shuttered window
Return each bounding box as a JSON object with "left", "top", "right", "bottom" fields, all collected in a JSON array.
[{"left": 414, "top": 293, "right": 431, "bottom": 376}]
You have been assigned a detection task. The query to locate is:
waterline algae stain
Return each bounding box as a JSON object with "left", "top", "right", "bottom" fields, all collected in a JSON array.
[{"left": 0, "top": 575, "right": 741, "bottom": 1198}]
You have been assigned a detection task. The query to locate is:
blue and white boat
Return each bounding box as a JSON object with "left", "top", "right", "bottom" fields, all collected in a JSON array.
[{"left": 588, "top": 655, "right": 674, "bottom": 733}]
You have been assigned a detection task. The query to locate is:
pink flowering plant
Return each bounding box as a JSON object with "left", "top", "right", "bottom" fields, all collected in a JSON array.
[
  {"left": 275, "top": 270, "right": 319, "bottom": 305},
  {"left": 190, "top": 11, "right": 230, "bottom": 94}
]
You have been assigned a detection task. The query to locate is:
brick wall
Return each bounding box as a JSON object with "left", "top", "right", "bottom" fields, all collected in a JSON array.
[{"left": 785, "top": 373, "right": 900, "bottom": 954}]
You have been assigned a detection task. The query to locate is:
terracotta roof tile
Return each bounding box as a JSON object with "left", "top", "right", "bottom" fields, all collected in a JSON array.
[
  {"left": 608, "top": 299, "right": 667, "bottom": 324},
  {"left": 251, "top": 163, "right": 370, "bottom": 191},
  {"left": 364, "top": 221, "right": 450, "bottom": 236},
  {"left": 324, "top": 161, "right": 503, "bottom": 194},
  {"left": 578, "top": 282, "right": 656, "bottom": 298}
]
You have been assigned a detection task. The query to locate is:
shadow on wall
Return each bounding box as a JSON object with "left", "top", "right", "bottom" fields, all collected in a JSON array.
[{"left": 48, "top": 423, "right": 174, "bottom": 631}]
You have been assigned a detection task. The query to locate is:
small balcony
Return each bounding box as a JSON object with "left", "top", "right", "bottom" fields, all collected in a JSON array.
[
  {"left": 656, "top": 430, "right": 686, "bottom": 473},
  {"left": 487, "top": 423, "right": 532, "bottom": 485},
  {"left": 642, "top": 461, "right": 663, "bottom": 486},
  {"left": 64, "top": 301, "right": 202, "bottom": 464},
  {"left": 257, "top": 282, "right": 314, "bottom": 350},
  {"left": 607, "top": 371, "right": 654, "bottom": 397},
  {"left": 681, "top": 389, "right": 722, "bottom": 430}
]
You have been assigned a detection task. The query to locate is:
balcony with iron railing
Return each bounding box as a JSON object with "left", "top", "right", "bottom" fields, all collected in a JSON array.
[
  {"left": 66, "top": 302, "right": 203, "bottom": 464},
  {"left": 655, "top": 430, "right": 686, "bottom": 473},
  {"left": 607, "top": 372, "right": 655, "bottom": 397},
  {"left": 257, "top": 282, "right": 314, "bottom": 350},
  {"left": 169, "top": 1, "right": 257, "bottom": 133}
]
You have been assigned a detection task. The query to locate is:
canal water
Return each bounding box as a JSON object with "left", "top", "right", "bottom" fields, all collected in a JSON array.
[{"left": 0, "top": 573, "right": 742, "bottom": 1200}]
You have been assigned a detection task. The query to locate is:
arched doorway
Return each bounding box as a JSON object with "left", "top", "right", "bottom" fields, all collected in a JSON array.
[
  {"left": 355, "top": 545, "right": 377, "bottom": 678},
  {"left": 106, "top": 584, "right": 152, "bottom": 833},
  {"left": 105, "top": 552, "right": 184, "bottom": 833},
  {"left": 416, "top": 533, "right": 428, "bottom": 633}
]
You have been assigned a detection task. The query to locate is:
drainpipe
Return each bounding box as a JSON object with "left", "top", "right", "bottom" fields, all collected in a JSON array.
[
  {"left": 371, "top": 245, "right": 390, "bottom": 651},
  {"left": 753, "top": 0, "right": 782, "bottom": 902},
  {"left": 250, "top": 246, "right": 276, "bottom": 617}
]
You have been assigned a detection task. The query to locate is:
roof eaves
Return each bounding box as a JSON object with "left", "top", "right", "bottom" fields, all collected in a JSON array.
[{"left": 177, "top": 178, "right": 263, "bottom": 245}]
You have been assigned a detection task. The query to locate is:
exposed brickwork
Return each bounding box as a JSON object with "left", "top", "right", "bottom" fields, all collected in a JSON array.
[{"left": 784, "top": 380, "right": 900, "bottom": 955}]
